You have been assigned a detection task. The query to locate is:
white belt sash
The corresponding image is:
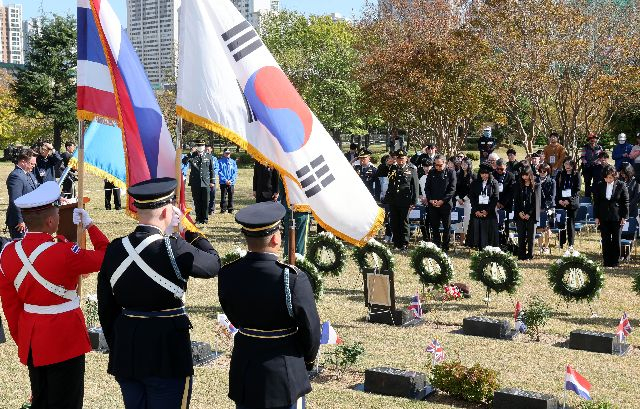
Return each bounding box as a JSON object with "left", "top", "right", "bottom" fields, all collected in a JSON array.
[
  {"left": 111, "top": 235, "right": 185, "bottom": 300},
  {"left": 13, "top": 241, "right": 80, "bottom": 315}
]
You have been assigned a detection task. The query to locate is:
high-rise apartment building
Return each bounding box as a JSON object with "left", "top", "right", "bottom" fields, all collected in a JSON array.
[
  {"left": 0, "top": 1, "right": 24, "bottom": 65},
  {"left": 127, "top": 0, "right": 179, "bottom": 87},
  {"left": 231, "top": 0, "right": 280, "bottom": 30},
  {"left": 22, "top": 17, "right": 43, "bottom": 62}
]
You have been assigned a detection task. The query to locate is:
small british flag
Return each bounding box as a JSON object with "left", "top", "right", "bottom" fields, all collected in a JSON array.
[
  {"left": 616, "top": 312, "right": 632, "bottom": 342},
  {"left": 426, "top": 338, "right": 445, "bottom": 364},
  {"left": 408, "top": 292, "right": 422, "bottom": 318}
]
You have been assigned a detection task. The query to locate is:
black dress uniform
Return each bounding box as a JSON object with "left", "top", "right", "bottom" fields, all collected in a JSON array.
[
  {"left": 218, "top": 202, "right": 321, "bottom": 409},
  {"left": 425, "top": 164, "right": 457, "bottom": 251},
  {"left": 182, "top": 141, "right": 215, "bottom": 224},
  {"left": 384, "top": 151, "right": 420, "bottom": 250},
  {"left": 253, "top": 162, "right": 280, "bottom": 203},
  {"left": 97, "top": 178, "right": 221, "bottom": 409},
  {"left": 354, "top": 161, "right": 380, "bottom": 199}
]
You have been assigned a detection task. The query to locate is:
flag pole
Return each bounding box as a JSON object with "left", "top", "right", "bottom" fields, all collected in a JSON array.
[
  {"left": 76, "top": 119, "right": 86, "bottom": 298},
  {"left": 175, "top": 117, "right": 183, "bottom": 217},
  {"left": 562, "top": 365, "right": 567, "bottom": 409}
]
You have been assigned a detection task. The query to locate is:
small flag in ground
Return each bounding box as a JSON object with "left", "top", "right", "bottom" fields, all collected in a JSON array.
[
  {"left": 320, "top": 321, "right": 342, "bottom": 345},
  {"left": 616, "top": 312, "right": 632, "bottom": 342},
  {"left": 217, "top": 313, "right": 238, "bottom": 335},
  {"left": 425, "top": 338, "right": 445, "bottom": 364},
  {"left": 565, "top": 365, "right": 591, "bottom": 401},
  {"left": 514, "top": 301, "right": 527, "bottom": 334},
  {"left": 408, "top": 292, "right": 423, "bottom": 318}
]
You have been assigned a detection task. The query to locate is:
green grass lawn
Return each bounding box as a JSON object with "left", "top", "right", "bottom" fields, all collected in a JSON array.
[{"left": 0, "top": 161, "right": 638, "bottom": 408}]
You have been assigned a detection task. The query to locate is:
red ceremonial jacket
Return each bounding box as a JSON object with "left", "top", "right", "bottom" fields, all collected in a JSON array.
[{"left": 0, "top": 225, "right": 109, "bottom": 366}]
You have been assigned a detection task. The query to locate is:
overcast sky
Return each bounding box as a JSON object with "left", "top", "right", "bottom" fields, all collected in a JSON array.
[{"left": 21, "top": 0, "right": 370, "bottom": 26}]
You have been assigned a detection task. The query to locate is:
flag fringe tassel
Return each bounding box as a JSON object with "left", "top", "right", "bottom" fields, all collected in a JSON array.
[{"left": 176, "top": 105, "right": 385, "bottom": 246}]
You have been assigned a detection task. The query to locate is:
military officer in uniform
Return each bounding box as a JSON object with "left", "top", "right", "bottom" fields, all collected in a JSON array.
[
  {"left": 0, "top": 181, "right": 109, "bottom": 408},
  {"left": 384, "top": 149, "right": 420, "bottom": 250},
  {"left": 353, "top": 149, "right": 380, "bottom": 199},
  {"left": 182, "top": 140, "right": 215, "bottom": 224},
  {"left": 97, "top": 177, "right": 221, "bottom": 409},
  {"left": 219, "top": 201, "right": 321, "bottom": 409}
]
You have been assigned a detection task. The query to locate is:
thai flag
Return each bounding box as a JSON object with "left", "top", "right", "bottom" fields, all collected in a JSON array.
[
  {"left": 565, "top": 365, "right": 591, "bottom": 401},
  {"left": 320, "top": 321, "right": 342, "bottom": 345},
  {"left": 217, "top": 314, "right": 238, "bottom": 336},
  {"left": 616, "top": 312, "right": 632, "bottom": 342},
  {"left": 408, "top": 292, "right": 422, "bottom": 318},
  {"left": 76, "top": 0, "right": 186, "bottom": 219},
  {"left": 426, "top": 339, "right": 445, "bottom": 363}
]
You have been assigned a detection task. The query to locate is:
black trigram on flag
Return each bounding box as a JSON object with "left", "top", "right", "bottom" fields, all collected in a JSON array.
[
  {"left": 221, "top": 20, "right": 264, "bottom": 62},
  {"left": 296, "top": 155, "right": 335, "bottom": 198}
]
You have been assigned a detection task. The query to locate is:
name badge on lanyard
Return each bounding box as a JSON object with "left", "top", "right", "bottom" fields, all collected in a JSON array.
[
  {"left": 562, "top": 189, "right": 572, "bottom": 198},
  {"left": 498, "top": 183, "right": 504, "bottom": 193},
  {"left": 549, "top": 155, "right": 556, "bottom": 164},
  {"left": 479, "top": 195, "right": 489, "bottom": 205}
]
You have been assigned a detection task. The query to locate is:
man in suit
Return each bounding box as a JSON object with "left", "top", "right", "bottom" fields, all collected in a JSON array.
[
  {"left": 425, "top": 154, "right": 457, "bottom": 251},
  {"left": 60, "top": 141, "right": 77, "bottom": 198},
  {"left": 6, "top": 149, "right": 39, "bottom": 239},
  {"left": 253, "top": 162, "right": 280, "bottom": 203},
  {"left": 98, "top": 177, "right": 221, "bottom": 409},
  {"left": 218, "top": 201, "right": 320, "bottom": 409},
  {"left": 182, "top": 140, "right": 215, "bottom": 224},
  {"left": 493, "top": 159, "right": 516, "bottom": 236},
  {"left": 0, "top": 181, "right": 108, "bottom": 408},
  {"left": 385, "top": 149, "right": 420, "bottom": 250},
  {"left": 34, "top": 142, "right": 63, "bottom": 185}
]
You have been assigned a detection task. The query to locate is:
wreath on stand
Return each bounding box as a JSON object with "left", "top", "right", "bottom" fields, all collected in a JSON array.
[
  {"left": 547, "top": 250, "right": 604, "bottom": 303},
  {"left": 287, "top": 253, "right": 324, "bottom": 301},
  {"left": 410, "top": 241, "right": 454, "bottom": 287},
  {"left": 221, "top": 248, "right": 247, "bottom": 266},
  {"left": 470, "top": 246, "right": 521, "bottom": 297},
  {"left": 352, "top": 239, "right": 395, "bottom": 272},
  {"left": 307, "top": 232, "right": 347, "bottom": 276}
]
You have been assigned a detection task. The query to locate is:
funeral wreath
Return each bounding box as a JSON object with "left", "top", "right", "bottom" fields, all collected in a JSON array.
[
  {"left": 469, "top": 246, "right": 521, "bottom": 294},
  {"left": 547, "top": 250, "right": 604, "bottom": 303},
  {"left": 287, "top": 253, "right": 323, "bottom": 301},
  {"left": 410, "top": 241, "right": 454, "bottom": 287},
  {"left": 352, "top": 239, "right": 395, "bottom": 272},
  {"left": 221, "top": 248, "right": 247, "bottom": 266},
  {"left": 307, "top": 231, "right": 347, "bottom": 276}
]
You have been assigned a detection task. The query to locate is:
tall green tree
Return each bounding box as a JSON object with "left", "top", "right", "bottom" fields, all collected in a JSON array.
[
  {"left": 13, "top": 14, "right": 76, "bottom": 150},
  {"left": 261, "top": 11, "right": 374, "bottom": 140}
]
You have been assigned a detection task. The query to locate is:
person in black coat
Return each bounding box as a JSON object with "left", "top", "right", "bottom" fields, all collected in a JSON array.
[
  {"left": 619, "top": 163, "right": 640, "bottom": 223},
  {"left": 5, "top": 149, "right": 38, "bottom": 239},
  {"left": 425, "top": 154, "right": 457, "bottom": 251},
  {"left": 60, "top": 141, "right": 77, "bottom": 198},
  {"left": 493, "top": 159, "right": 515, "bottom": 238},
  {"left": 385, "top": 150, "right": 420, "bottom": 250},
  {"left": 34, "top": 143, "right": 63, "bottom": 185},
  {"left": 218, "top": 202, "right": 320, "bottom": 409},
  {"left": 253, "top": 162, "right": 280, "bottom": 203},
  {"left": 555, "top": 158, "right": 582, "bottom": 249},
  {"left": 536, "top": 163, "right": 556, "bottom": 254},
  {"left": 468, "top": 164, "right": 500, "bottom": 248},
  {"left": 455, "top": 158, "right": 475, "bottom": 244},
  {"left": 513, "top": 165, "right": 541, "bottom": 260},
  {"left": 97, "top": 178, "right": 221, "bottom": 409},
  {"left": 593, "top": 165, "right": 629, "bottom": 267}
]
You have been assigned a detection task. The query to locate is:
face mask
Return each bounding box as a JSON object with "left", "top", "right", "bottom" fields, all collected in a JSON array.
[{"left": 197, "top": 146, "right": 205, "bottom": 153}]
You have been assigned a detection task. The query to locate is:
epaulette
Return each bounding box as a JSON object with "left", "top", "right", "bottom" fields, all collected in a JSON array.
[
  {"left": 276, "top": 260, "right": 300, "bottom": 274},
  {"left": 54, "top": 235, "right": 69, "bottom": 243}
]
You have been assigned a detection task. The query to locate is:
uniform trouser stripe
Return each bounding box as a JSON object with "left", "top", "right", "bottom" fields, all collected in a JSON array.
[{"left": 181, "top": 376, "right": 191, "bottom": 409}]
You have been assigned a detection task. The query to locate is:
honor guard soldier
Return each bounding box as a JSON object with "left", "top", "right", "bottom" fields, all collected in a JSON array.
[
  {"left": 218, "top": 202, "right": 321, "bottom": 409},
  {"left": 353, "top": 149, "right": 380, "bottom": 199},
  {"left": 182, "top": 140, "right": 215, "bottom": 224},
  {"left": 383, "top": 149, "right": 420, "bottom": 250},
  {"left": 97, "top": 177, "right": 221, "bottom": 409},
  {"left": 0, "top": 181, "right": 109, "bottom": 408}
]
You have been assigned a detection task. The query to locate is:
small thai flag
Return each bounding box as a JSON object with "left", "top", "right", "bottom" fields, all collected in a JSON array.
[
  {"left": 514, "top": 301, "right": 527, "bottom": 334},
  {"left": 616, "top": 312, "right": 632, "bottom": 342},
  {"left": 565, "top": 365, "right": 591, "bottom": 401},
  {"left": 217, "top": 313, "right": 238, "bottom": 336},
  {"left": 408, "top": 292, "right": 423, "bottom": 318},
  {"left": 426, "top": 338, "right": 445, "bottom": 364},
  {"left": 320, "top": 321, "right": 342, "bottom": 345}
]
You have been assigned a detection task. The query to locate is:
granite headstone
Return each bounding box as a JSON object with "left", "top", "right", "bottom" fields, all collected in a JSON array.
[
  {"left": 364, "top": 367, "right": 434, "bottom": 400},
  {"left": 493, "top": 388, "right": 558, "bottom": 409},
  {"left": 463, "top": 316, "right": 511, "bottom": 339}
]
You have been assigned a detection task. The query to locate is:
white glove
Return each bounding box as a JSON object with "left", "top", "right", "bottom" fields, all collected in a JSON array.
[
  {"left": 165, "top": 205, "right": 184, "bottom": 234},
  {"left": 73, "top": 208, "right": 93, "bottom": 228}
]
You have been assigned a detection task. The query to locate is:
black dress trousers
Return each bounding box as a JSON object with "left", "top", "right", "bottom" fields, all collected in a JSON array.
[
  {"left": 429, "top": 205, "right": 452, "bottom": 251},
  {"left": 600, "top": 221, "right": 622, "bottom": 266},
  {"left": 28, "top": 353, "right": 85, "bottom": 409},
  {"left": 390, "top": 205, "right": 410, "bottom": 248}
]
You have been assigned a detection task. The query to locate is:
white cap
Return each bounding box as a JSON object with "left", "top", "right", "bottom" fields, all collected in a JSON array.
[{"left": 15, "top": 181, "right": 61, "bottom": 210}]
